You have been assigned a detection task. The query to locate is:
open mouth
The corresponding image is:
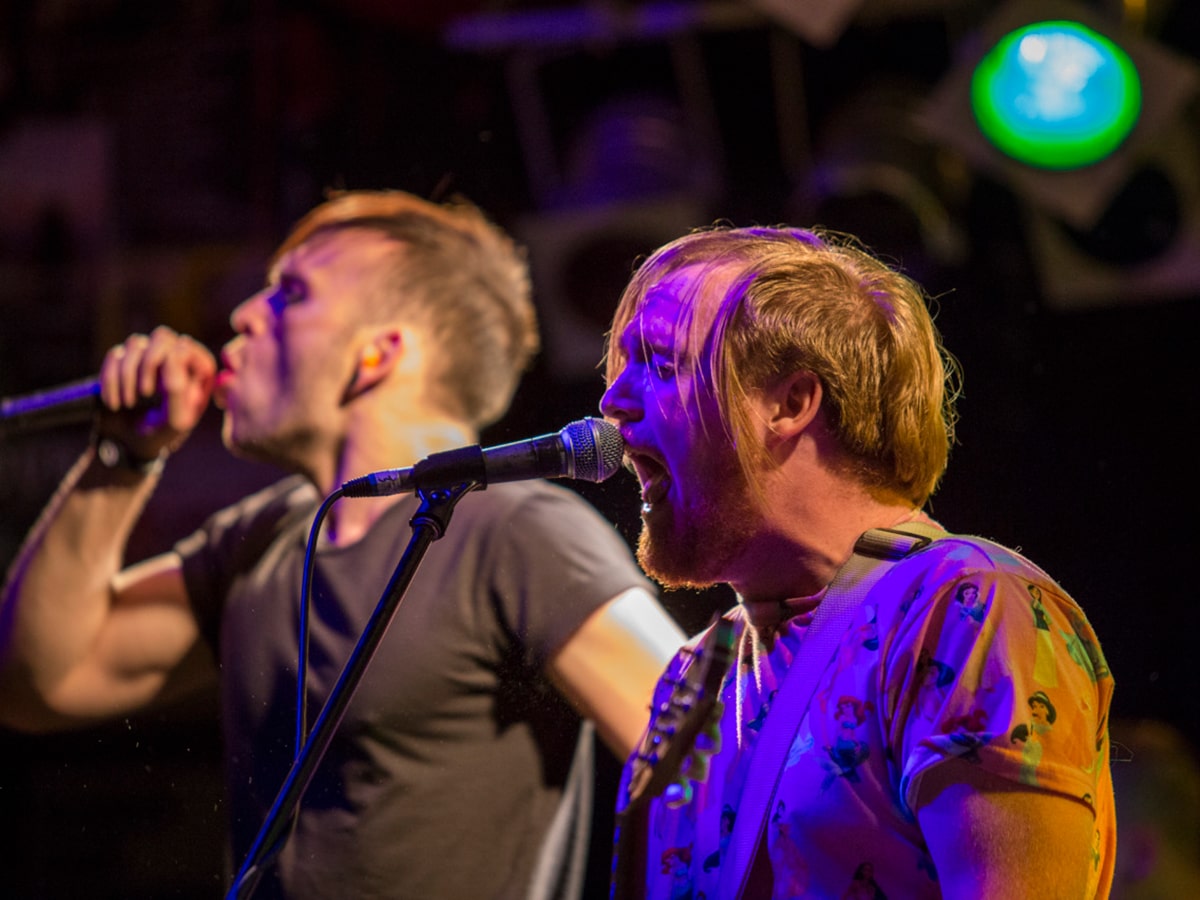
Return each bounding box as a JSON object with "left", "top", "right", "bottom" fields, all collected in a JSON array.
[{"left": 626, "top": 450, "right": 671, "bottom": 510}]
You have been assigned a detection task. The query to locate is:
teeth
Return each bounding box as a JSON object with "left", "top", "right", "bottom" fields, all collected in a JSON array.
[
  {"left": 640, "top": 475, "right": 669, "bottom": 507},
  {"left": 628, "top": 449, "right": 669, "bottom": 512}
]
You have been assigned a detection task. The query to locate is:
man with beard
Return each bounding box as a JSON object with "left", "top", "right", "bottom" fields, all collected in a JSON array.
[
  {"left": 600, "top": 225, "right": 1115, "bottom": 898},
  {"left": 0, "top": 190, "right": 685, "bottom": 899}
]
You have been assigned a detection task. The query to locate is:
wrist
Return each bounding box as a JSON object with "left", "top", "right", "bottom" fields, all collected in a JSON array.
[{"left": 93, "top": 435, "right": 169, "bottom": 476}]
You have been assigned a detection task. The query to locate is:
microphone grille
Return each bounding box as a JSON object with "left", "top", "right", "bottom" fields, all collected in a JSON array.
[{"left": 563, "top": 418, "right": 625, "bottom": 483}]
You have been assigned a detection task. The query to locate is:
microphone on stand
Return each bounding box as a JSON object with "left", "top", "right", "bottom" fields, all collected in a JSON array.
[
  {"left": 341, "top": 417, "right": 625, "bottom": 497},
  {"left": 0, "top": 376, "right": 104, "bottom": 436}
]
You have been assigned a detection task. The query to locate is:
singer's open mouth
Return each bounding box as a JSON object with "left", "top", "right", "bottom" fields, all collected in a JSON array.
[{"left": 626, "top": 450, "right": 670, "bottom": 509}]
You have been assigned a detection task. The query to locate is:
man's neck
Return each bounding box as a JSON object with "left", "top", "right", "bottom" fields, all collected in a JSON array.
[
  {"left": 321, "top": 413, "right": 477, "bottom": 548},
  {"left": 730, "top": 474, "right": 928, "bottom": 605}
]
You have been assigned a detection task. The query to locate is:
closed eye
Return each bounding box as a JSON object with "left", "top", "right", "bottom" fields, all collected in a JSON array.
[
  {"left": 651, "top": 357, "right": 677, "bottom": 381},
  {"left": 267, "top": 274, "right": 308, "bottom": 316}
]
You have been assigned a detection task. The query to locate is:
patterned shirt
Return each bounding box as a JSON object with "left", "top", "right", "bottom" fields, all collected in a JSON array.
[{"left": 620, "top": 535, "right": 1115, "bottom": 899}]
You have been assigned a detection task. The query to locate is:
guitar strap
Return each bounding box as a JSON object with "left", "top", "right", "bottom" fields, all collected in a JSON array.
[{"left": 717, "top": 522, "right": 946, "bottom": 898}]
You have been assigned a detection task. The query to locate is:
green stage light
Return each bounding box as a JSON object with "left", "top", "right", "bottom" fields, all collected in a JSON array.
[{"left": 970, "top": 20, "right": 1142, "bottom": 170}]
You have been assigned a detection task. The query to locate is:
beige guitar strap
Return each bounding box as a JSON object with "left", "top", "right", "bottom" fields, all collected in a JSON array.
[{"left": 717, "top": 523, "right": 946, "bottom": 898}]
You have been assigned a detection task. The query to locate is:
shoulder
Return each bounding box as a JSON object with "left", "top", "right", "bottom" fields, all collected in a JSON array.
[
  {"left": 176, "top": 474, "right": 317, "bottom": 557},
  {"left": 873, "top": 531, "right": 1083, "bottom": 636},
  {"left": 200, "top": 473, "right": 315, "bottom": 520},
  {"left": 466, "top": 480, "right": 630, "bottom": 540},
  {"left": 174, "top": 475, "right": 318, "bottom": 648},
  {"left": 913, "top": 533, "right": 1047, "bottom": 573},
  {"left": 471, "top": 478, "right": 605, "bottom": 513},
  {"left": 888, "top": 533, "right": 1060, "bottom": 594}
]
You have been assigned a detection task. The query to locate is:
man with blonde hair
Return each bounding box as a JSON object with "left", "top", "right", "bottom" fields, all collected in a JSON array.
[
  {"left": 0, "top": 190, "right": 685, "bottom": 898},
  {"left": 602, "top": 225, "right": 1114, "bottom": 898}
]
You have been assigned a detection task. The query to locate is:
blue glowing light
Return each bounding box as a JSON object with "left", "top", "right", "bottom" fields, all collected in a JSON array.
[{"left": 971, "top": 20, "right": 1142, "bottom": 169}]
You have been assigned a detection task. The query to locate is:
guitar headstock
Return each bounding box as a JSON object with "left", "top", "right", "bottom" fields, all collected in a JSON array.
[{"left": 624, "top": 614, "right": 736, "bottom": 810}]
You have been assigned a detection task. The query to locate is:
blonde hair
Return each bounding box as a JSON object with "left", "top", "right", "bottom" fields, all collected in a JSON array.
[
  {"left": 275, "top": 190, "right": 538, "bottom": 430},
  {"left": 605, "top": 225, "right": 960, "bottom": 506}
]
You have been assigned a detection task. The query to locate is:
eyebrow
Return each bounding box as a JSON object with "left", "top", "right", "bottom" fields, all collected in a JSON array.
[
  {"left": 265, "top": 260, "right": 289, "bottom": 286},
  {"left": 267, "top": 243, "right": 312, "bottom": 285}
]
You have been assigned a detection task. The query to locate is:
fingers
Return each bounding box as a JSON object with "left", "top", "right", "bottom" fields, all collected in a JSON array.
[
  {"left": 99, "top": 336, "right": 139, "bottom": 411},
  {"left": 99, "top": 331, "right": 154, "bottom": 411},
  {"left": 119, "top": 333, "right": 151, "bottom": 408},
  {"left": 159, "top": 333, "right": 217, "bottom": 431},
  {"left": 159, "top": 333, "right": 216, "bottom": 395},
  {"left": 98, "top": 327, "right": 217, "bottom": 444},
  {"left": 100, "top": 328, "right": 213, "bottom": 408}
]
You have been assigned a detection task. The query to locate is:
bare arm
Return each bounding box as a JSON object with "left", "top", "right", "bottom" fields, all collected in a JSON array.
[
  {"left": 548, "top": 586, "right": 686, "bottom": 758},
  {"left": 916, "top": 758, "right": 1097, "bottom": 899},
  {"left": 0, "top": 328, "right": 217, "bottom": 732}
]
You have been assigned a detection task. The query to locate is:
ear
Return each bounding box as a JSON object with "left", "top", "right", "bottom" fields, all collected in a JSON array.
[
  {"left": 348, "top": 329, "right": 403, "bottom": 398},
  {"left": 762, "top": 370, "right": 822, "bottom": 444}
]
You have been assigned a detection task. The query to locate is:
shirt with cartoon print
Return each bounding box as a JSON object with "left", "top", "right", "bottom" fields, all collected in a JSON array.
[{"left": 617, "top": 534, "right": 1115, "bottom": 899}]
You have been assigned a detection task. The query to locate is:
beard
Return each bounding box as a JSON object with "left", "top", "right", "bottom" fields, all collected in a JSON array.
[{"left": 635, "top": 446, "right": 762, "bottom": 591}]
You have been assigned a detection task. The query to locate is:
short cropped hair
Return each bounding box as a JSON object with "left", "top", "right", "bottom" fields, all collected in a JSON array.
[
  {"left": 275, "top": 190, "right": 539, "bottom": 430},
  {"left": 605, "top": 225, "right": 959, "bottom": 506}
]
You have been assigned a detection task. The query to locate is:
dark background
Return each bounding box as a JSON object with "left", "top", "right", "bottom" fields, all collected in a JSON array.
[{"left": 1, "top": 1, "right": 1197, "bottom": 896}]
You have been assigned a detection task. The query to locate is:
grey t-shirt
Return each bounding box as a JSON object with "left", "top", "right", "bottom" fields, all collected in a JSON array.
[{"left": 177, "top": 475, "right": 653, "bottom": 899}]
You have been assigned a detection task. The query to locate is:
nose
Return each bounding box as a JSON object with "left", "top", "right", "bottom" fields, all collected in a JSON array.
[
  {"left": 229, "top": 288, "right": 271, "bottom": 335},
  {"left": 599, "top": 364, "right": 642, "bottom": 423}
]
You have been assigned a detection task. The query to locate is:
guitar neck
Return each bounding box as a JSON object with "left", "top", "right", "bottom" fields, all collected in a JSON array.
[
  {"left": 611, "top": 794, "right": 650, "bottom": 900},
  {"left": 608, "top": 614, "right": 737, "bottom": 900}
]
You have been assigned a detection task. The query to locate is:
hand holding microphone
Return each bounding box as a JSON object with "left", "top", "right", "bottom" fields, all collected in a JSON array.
[
  {"left": 1, "top": 327, "right": 216, "bottom": 457},
  {"left": 97, "top": 326, "right": 216, "bottom": 457}
]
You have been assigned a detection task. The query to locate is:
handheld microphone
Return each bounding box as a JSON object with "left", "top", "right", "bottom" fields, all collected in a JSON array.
[
  {"left": 341, "top": 417, "right": 625, "bottom": 497},
  {"left": 0, "top": 376, "right": 103, "bottom": 436}
]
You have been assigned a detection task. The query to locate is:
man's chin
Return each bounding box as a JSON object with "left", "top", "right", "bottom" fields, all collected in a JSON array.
[
  {"left": 223, "top": 423, "right": 280, "bottom": 468},
  {"left": 636, "top": 530, "right": 720, "bottom": 592},
  {"left": 222, "top": 419, "right": 252, "bottom": 458}
]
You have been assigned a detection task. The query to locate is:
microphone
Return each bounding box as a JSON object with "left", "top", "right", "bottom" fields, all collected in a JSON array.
[
  {"left": 0, "top": 376, "right": 103, "bottom": 436},
  {"left": 341, "top": 417, "right": 625, "bottom": 497}
]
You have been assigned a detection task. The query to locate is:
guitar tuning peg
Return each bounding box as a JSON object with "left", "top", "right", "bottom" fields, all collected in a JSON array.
[
  {"left": 637, "top": 750, "right": 659, "bottom": 766},
  {"left": 663, "top": 779, "right": 694, "bottom": 809}
]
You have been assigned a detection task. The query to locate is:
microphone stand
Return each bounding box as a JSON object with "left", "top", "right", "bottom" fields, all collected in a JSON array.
[{"left": 225, "top": 480, "right": 477, "bottom": 900}]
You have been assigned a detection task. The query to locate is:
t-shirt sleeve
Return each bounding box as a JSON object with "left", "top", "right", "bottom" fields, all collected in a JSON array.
[
  {"left": 484, "top": 482, "right": 657, "bottom": 670},
  {"left": 882, "top": 541, "right": 1113, "bottom": 818},
  {"left": 174, "top": 475, "right": 315, "bottom": 653}
]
